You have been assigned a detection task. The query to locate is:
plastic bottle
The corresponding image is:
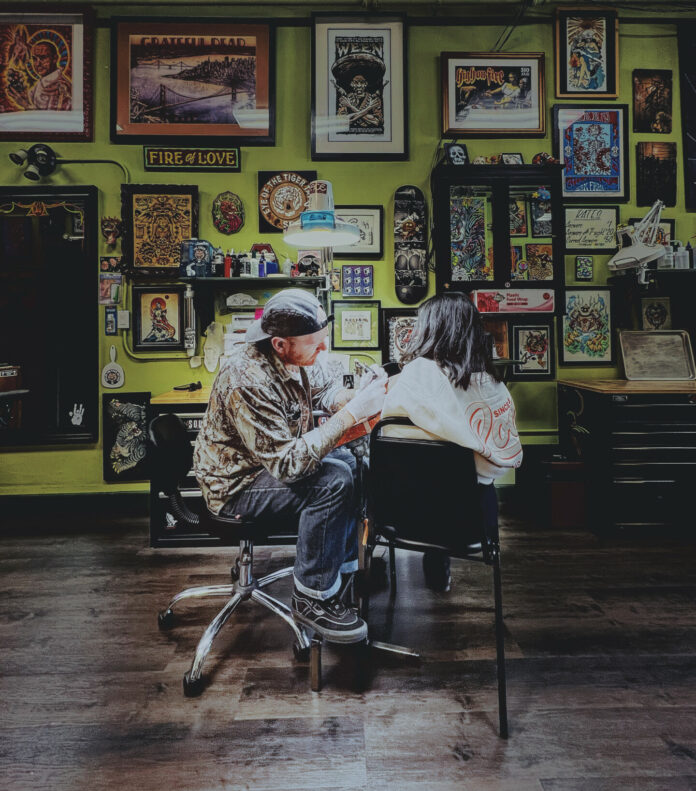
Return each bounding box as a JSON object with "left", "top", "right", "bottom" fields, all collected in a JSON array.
[
  {"left": 658, "top": 244, "right": 674, "bottom": 269},
  {"left": 281, "top": 257, "right": 293, "bottom": 276},
  {"left": 686, "top": 241, "right": 693, "bottom": 269},
  {"left": 250, "top": 253, "right": 260, "bottom": 278},
  {"left": 266, "top": 255, "right": 278, "bottom": 275},
  {"left": 224, "top": 249, "right": 233, "bottom": 278},
  {"left": 675, "top": 243, "right": 689, "bottom": 270},
  {"left": 258, "top": 254, "right": 266, "bottom": 278}
]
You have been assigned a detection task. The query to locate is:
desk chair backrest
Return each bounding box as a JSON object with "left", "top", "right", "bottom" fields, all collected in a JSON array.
[
  {"left": 368, "top": 416, "right": 490, "bottom": 560},
  {"left": 149, "top": 413, "right": 200, "bottom": 526}
]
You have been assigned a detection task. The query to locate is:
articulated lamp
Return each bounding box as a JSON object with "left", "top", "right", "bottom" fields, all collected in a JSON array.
[
  {"left": 607, "top": 199, "right": 666, "bottom": 285},
  {"left": 283, "top": 180, "right": 360, "bottom": 275},
  {"left": 8, "top": 143, "right": 130, "bottom": 182}
]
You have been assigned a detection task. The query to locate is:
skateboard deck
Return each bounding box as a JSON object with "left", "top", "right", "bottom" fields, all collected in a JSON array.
[{"left": 393, "top": 185, "right": 428, "bottom": 305}]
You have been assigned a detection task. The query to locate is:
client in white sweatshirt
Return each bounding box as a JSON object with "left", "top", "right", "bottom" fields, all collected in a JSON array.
[{"left": 381, "top": 291, "right": 523, "bottom": 590}]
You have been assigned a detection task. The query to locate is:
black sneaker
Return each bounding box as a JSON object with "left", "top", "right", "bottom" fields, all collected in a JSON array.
[
  {"left": 422, "top": 550, "right": 452, "bottom": 592},
  {"left": 292, "top": 586, "right": 368, "bottom": 644}
]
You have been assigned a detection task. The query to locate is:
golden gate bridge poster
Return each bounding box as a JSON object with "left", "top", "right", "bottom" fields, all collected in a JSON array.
[{"left": 111, "top": 20, "right": 273, "bottom": 145}]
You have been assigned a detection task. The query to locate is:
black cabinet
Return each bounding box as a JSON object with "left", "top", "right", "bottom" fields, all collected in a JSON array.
[{"left": 558, "top": 380, "right": 696, "bottom": 529}]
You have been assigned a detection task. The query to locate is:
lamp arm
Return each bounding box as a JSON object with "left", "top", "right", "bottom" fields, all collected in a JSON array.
[{"left": 59, "top": 158, "right": 130, "bottom": 183}]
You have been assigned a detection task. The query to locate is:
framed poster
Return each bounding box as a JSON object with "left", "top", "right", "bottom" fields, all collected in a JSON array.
[
  {"left": 636, "top": 141, "right": 677, "bottom": 207},
  {"left": 258, "top": 170, "right": 316, "bottom": 233},
  {"left": 564, "top": 205, "right": 619, "bottom": 252},
  {"left": 525, "top": 243, "right": 554, "bottom": 281},
  {"left": 0, "top": 5, "right": 94, "bottom": 141},
  {"left": 121, "top": 184, "right": 197, "bottom": 277},
  {"left": 555, "top": 7, "right": 618, "bottom": 99},
  {"left": 575, "top": 255, "right": 593, "bottom": 281},
  {"left": 341, "top": 265, "right": 373, "bottom": 297},
  {"left": 509, "top": 198, "right": 528, "bottom": 237},
  {"left": 530, "top": 195, "right": 552, "bottom": 237},
  {"left": 450, "top": 191, "right": 493, "bottom": 282},
  {"left": 560, "top": 286, "right": 613, "bottom": 366},
  {"left": 633, "top": 69, "right": 672, "bottom": 134},
  {"left": 482, "top": 317, "right": 509, "bottom": 359},
  {"left": 510, "top": 318, "right": 555, "bottom": 381},
  {"left": 311, "top": 13, "right": 407, "bottom": 161},
  {"left": 333, "top": 205, "right": 384, "bottom": 258},
  {"left": 102, "top": 392, "right": 150, "bottom": 482},
  {"left": 331, "top": 299, "right": 381, "bottom": 350},
  {"left": 629, "top": 217, "right": 675, "bottom": 247},
  {"left": 553, "top": 104, "right": 629, "bottom": 202},
  {"left": 678, "top": 27, "right": 696, "bottom": 210},
  {"left": 132, "top": 285, "right": 185, "bottom": 352},
  {"left": 381, "top": 308, "right": 417, "bottom": 364},
  {"left": 441, "top": 52, "right": 545, "bottom": 137},
  {"left": 110, "top": 18, "right": 274, "bottom": 145}
]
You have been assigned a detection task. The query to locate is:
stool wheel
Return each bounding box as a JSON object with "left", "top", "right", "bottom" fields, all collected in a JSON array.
[
  {"left": 293, "top": 642, "right": 310, "bottom": 662},
  {"left": 183, "top": 671, "right": 204, "bottom": 697},
  {"left": 157, "top": 609, "right": 175, "bottom": 629},
  {"left": 230, "top": 557, "right": 240, "bottom": 582}
]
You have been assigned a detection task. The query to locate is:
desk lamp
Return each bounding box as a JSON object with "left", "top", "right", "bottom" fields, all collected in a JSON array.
[
  {"left": 283, "top": 180, "right": 360, "bottom": 276},
  {"left": 607, "top": 199, "right": 666, "bottom": 284}
]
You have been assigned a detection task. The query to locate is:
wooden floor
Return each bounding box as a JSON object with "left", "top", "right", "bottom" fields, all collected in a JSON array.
[{"left": 2, "top": 509, "right": 696, "bottom": 791}]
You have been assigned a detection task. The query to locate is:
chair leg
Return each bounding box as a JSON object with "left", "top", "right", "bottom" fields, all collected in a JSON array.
[
  {"left": 251, "top": 588, "right": 311, "bottom": 651},
  {"left": 388, "top": 543, "right": 397, "bottom": 596},
  {"left": 492, "top": 555, "right": 509, "bottom": 739},
  {"left": 310, "top": 637, "right": 322, "bottom": 691}
]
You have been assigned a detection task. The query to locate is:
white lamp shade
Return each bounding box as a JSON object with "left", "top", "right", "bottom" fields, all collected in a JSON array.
[{"left": 283, "top": 214, "right": 360, "bottom": 248}]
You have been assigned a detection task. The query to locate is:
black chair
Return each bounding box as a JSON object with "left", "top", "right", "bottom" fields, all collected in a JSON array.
[
  {"left": 361, "top": 416, "right": 509, "bottom": 738},
  {"left": 149, "top": 413, "right": 313, "bottom": 696}
]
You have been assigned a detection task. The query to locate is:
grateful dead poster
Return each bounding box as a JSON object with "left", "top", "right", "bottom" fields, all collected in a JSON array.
[
  {"left": 449, "top": 191, "right": 491, "bottom": 282},
  {"left": 312, "top": 16, "right": 406, "bottom": 159},
  {"left": 561, "top": 288, "right": 613, "bottom": 365},
  {"left": 511, "top": 321, "right": 555, "bottom": 380},
  {"left": 633, "top": 69, "right": 672, "bottom": 134},
  {"left": 0, "top": 9, "right": 93, "bottom": 141},
  {"left": 554, "top": 105, "right": 628, "bottom": 201},
  {"left": 102, "top": 392, "right": 150, "bottom": 482}
]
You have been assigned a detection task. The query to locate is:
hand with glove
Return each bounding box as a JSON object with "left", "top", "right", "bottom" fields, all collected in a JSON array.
[
  {"left": 357, "top": 364, "right": 387, "bottom": 391},
  {"left": 344, "top": 375, "right": 388, "bottom": 424}
]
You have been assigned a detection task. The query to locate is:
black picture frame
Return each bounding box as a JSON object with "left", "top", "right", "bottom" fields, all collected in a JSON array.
[
  {"left": 333, "top": 205, "right": 384, "bottom": 258},
  {"left": 121, "top": 184, "right": 198, "bottom": 277},
  {"left": 380, "top": 308, "right": 418, "bottom": 364},
  {"left": 633, "top": 69, "right": 672, "bottom": 134},
  {"left": 502, "top": 153, "right": 524, "bottom": 165},
  {"left": 678, "top": 26, "right": 696, "bottom": 210},
  {"left": 330, "top": 299, "right": 381, "bottom": 350},
  {"left": 132, "top": 284, "right": 186, "bottom": 352},
  {"left": 636, "top": 141, "right": 677, "bottom": 207},
  {"left": 555, "top": 7, "right": 619, "bottom": 99},
  {"left": 559, "top": 285, "right": 614, "bottom": 367},
  {"left": 509, "top": 317, "right": 556, "bottom": 381},
  {"left": 530, "top": 195, "right": 553, "bottom": 238},
  {"left": 110, "top": 17, "right": 275, "bottom": 146},
  {"left": 102, "top": 392, "right": 150, "bottom": 482},
  {"left": 311, "top": 12, "right": 408, "bottom": 161},
  {"left": 444, "top": 142, "right": 469, "bottom": 165},
  {"left": 564, "top": 205, "right": 619, "bottom": 253}
]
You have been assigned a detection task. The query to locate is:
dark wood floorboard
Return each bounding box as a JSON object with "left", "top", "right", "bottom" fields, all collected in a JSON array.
[{"left": 1, "top": 512, "right": 696, "bottom": 790}]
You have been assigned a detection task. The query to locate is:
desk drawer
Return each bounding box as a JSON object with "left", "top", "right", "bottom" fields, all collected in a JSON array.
[
  {"left": 610, "top": 447, "right": 696, "bottom": 463},
  {"left": 608, "top": 479, "right": 686, "bottom": 525}
]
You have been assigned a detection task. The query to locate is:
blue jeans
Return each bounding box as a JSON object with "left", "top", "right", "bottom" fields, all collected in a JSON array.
[{"left": 221, "top": 447, "right": 358, "bottom": 601}]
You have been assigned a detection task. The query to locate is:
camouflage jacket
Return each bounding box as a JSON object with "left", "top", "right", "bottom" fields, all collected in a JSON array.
[{"left": 193, "top": 343, "right": 345, "bottom": 514}]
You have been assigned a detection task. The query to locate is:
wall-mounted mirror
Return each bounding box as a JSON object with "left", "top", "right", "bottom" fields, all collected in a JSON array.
[{"left": 0, "top": 185, "right": 98, "bottom": 445}]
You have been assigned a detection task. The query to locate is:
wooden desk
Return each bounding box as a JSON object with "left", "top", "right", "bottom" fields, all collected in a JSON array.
[
  {"left": 151, "top": 387, "right": 211, "bottom": 405},
  {"left": 557, "top": 379, "right": 696, "bottom": 529}
]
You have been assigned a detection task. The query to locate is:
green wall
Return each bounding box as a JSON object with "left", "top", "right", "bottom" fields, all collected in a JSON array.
[{"left": 0, "top": 16, "right": 691, "bottom": 495}]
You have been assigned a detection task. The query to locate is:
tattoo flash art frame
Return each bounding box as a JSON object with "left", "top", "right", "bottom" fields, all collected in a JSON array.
[
  {"left": 333, "top": 205, "right": 383, "bottom": 258},
  {"left": 510, "top": 318, "right": 555, "bottom": 381},
  {"left": 553, "top": 104, "right": 629, "bottom": 202},
  {"left": 311, "top": 13, "right": 407, "bottom": 161},
  {"left": 560, "top": 286, "right": 614, "bottom": 366},
  {"left": 381, "top": 308, "right": 417, "bottom": 364},
  {"left": 331, "top": 299, "right": 381, "bottom": 351},
  {"left": 0, "top": 5, "right": 94, "bottom": 142},
  {"left": 555, "top": 7, "right": 618, "bottom": 99},
  {"left": 132, "top": 285, "right": 185, "bottom": 352},
  {"left": 441, "top": 52, "right": 545, "bottom": 138},
  {"left": 121, "top": 184, "right": 198, "bottom": 277},
  {"left": 102, "top": 392, "right": 150, "bottom": 482},
  {"left": 110, "top": 18, "right": 274, "bottom": 145}
]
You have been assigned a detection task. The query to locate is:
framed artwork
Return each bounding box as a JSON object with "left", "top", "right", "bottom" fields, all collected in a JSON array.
[
  {"left": 525, "top": 243, "right": 554, "bottom": 281},
  {"left": 510, "top": 318, "right": 555, "bottom": 380},
  {"left": 629, "top": 217, "right": 675, "bottom": 247},
  {"left": 333, "top": 205, "right": 384, "bottom": 258},
  {"left": 509, "top": 198, "right": 528, "bottom": 237},
  {"left": 641, "top": 296, "right": 672, "bottom": 331},
  {"left": 564, "top": 206, "right": 619, "bottom": 252},
  {"left": 450, "top": 191, "right": 493, "bottom": 282},
  {"left": 132, "top": 285, "right": 185, "bottom": 352},
  {"left": 102, "top": 392, "right": 150, "bottom": 482},
  {"left": 258, "top": 170, "right": 316, "bottom": 233},
  {"left": 331, "top": 299, "right": 381, "bottom": 350},
  {"left": 678, "top": 28, "right": 696, "bottom": 210},
  {"left": 636, "top": 141, "right": 677, "bottom": 207},
  {"left": 311, "top": 13, "right": 407, "bottom": 161},
  {"left": 633, "top": 69, "right": 672, "bottom": 134},
  {"left": 530, "top": 195, "right": 552, "bottom": 237},
  {"left": 121, "top": 184, "right": 197, "bottom": 276},
  {"left": 575, "top": 255, "right": 593, "bottom": 281},
  {"left": 381, "top": 308, "right": 417, "bottom": 364},
  {"left": 502, "top": 153, "right": 524, "bottom": 165},
  {"left": 553, "top": 104, "right": 629, "bottom": 202},
  {"left": 329, "top": 268, "right": 342, "bottom": 293},
  {"left": 554, "top": 7, "right": 618, "bottom": 99},
  {"left": 0, "top": 6, "right": 94, "bottom": 141},
  {"left": 510, "top": 245, "right": 527, "bottom": 281},
  {"left": 560, "top": 286, "right": 613, "bottom": 366},
  {"left": 110, "top": 18, "right": 274, "bottom": 145},
  {"left": 342, "top": 265, "right": 374, "bottom": 297},
  {"left": 441, "top": 52, "right": 545, "bottom": 137},
  {"left": 482, "top": 317, "right": 509, "bottom": 359},
  {"left": 444, "top": 142, "right": 469, "bottom": 165}
]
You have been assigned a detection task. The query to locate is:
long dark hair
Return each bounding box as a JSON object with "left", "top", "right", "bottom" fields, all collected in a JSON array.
[{"left": 401, "top": 292, "right": 500, "bottom": 389}]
